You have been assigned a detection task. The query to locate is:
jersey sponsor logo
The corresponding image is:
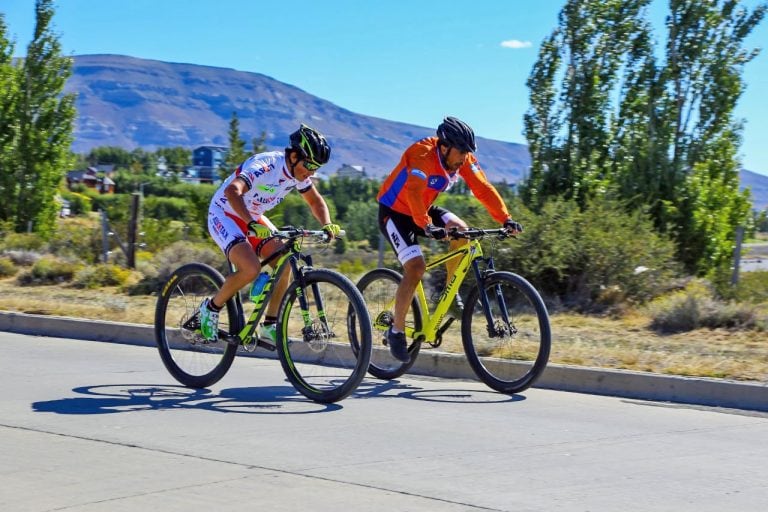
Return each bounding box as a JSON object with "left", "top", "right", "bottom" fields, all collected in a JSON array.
[
  {"left": 470, "top": 163, "right": 481, "bottom": 173},
  {"left": 411, "top": 168, "right": 427, "bottom": 180},
  {"left": 391, "top": 231, "right": 401, "bottom": 249},
  {"left": 256, "top": 184, "right": 276, "bottom": 194},
  {"left": 212, "top": 215, "right": 229, "bottom": 238},
  {"left": 428, "top": 176, "right": 448, "bottom": 190}
]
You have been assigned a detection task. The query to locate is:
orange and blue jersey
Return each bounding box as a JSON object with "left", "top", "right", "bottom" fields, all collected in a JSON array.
[{"left": 377, "top": 137, "right": 511, "bottom": 228}]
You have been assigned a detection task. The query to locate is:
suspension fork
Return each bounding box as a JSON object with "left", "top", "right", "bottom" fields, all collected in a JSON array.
[{"left": 472, "top": 257, "right": 512, "bottom": 333}]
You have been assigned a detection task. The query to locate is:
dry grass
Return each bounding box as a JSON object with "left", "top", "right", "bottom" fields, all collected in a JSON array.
[{"left": 1, "top": 276, "right": 766, "bottom": 383}]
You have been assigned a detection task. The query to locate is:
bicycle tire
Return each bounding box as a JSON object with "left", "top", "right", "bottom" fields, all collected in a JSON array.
[
  {"left": 462, "top": 271, "right": 550, "bottom": 394},
  {"left": 154, "top": 263, "right": 241, "bottom": 388},
  {"left": 277, "top": 268, "right": 372, "bottom": 403},
  {"left": 355, "top": 268, "right": 423, "bottom": 380}
]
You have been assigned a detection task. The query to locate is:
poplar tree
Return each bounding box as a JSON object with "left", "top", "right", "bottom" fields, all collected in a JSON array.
[
  {"left": 12, "top": 0, "right": 76, "bottom": 237},
  {"left": 0, "top": 15, "right": 19, "bottom": 226},
  {"left": 220, "top": 111, "right": 247, "bottom": 180}
]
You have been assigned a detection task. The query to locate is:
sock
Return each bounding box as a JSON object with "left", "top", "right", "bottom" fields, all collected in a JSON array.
[
  {"left": 391, "top": 328, "right": 403, "bottom": 334},
  {"left": 207, "top": 298, "right": 223, "bottom": 312},
  {"left": 264, "top": 315, "right": 277, "bottom": 326}
]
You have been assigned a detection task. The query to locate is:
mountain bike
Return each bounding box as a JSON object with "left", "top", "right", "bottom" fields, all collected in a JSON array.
[
  {"left": 356, "top": 228, "right": 550, "bottom": 394},
  {"left": 154, "top": 227, "right": 372, "bottom": 403}
]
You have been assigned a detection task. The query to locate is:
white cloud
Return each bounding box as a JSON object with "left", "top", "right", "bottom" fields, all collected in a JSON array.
[{"left": 500, "top": 40, "right": 532, "bottom": 49}]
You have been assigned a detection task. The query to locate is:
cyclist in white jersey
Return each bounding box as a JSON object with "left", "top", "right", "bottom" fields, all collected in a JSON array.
[{"left": 198, "top": 124, "right": 341, "bottom": 342}]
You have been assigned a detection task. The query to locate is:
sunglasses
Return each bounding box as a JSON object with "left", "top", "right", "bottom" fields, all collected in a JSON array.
[{"left": 303, "top": 160, "right": 321, "bottom": 172}]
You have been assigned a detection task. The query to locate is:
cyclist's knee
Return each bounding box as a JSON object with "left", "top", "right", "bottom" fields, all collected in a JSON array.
[{"left": 403, "top": 257, "right": 426, "bottom": 279}]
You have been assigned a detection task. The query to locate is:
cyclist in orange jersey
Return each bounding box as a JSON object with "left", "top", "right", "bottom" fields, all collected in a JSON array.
[{"left": 377, "top": 116, "right": 523, "bottom": 362}]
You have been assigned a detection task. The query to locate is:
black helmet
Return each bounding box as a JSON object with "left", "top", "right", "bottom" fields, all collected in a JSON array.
[
  {"left": 289, "top": 124, "right": 331, "bottom": 167},
  {"left": 436, "top": 116, "right": 477, "bottom": 153}
]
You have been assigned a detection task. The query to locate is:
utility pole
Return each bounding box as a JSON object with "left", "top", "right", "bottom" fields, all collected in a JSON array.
[{"left": 126, "top": 193, "right": 141, "bottom": 269}]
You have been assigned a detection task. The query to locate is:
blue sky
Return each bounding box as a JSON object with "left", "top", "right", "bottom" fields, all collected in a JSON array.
[{"left": 3, "top": 0, "right": 767, "bottom": 175}]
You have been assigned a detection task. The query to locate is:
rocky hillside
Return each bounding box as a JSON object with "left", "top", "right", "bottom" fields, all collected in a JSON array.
[{"left": 65, "top": 54, "right": 530, "bottom": 181}]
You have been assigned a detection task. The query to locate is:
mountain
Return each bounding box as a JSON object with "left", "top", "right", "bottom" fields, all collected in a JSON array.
[
  {"left": 65, "top": 54, "right": 530, "bottom": 182},
  {"left": 64, "top": 54, "right": 768, "bottom": 210},
  {"left": 740, "top": 169, "right": 768, "bottom": 211}
]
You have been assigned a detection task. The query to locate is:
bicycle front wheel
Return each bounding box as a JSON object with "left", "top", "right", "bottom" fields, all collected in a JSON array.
[
  {"left": 462, "top": 271, "right": 550, "bottom": 394},
  {"left": 154, "top": 263, "right": 241, "bottom": 388},
  {"left": 277, "top": 268, "right": 372, "bottom": 403}
]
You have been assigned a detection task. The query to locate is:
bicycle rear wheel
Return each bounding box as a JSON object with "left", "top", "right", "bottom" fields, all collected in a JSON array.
[
  {"left": 462, "top": 271, "right": 550, "bottom": 394},
  {"left": 355, "top": 268, "right": 422, "bottom": 380},
  {"left": 277, "top": 268, "right": 372, "bottom": 403},
  {"left": 154, "top": 263, "right": 241, "bottom": 388}
]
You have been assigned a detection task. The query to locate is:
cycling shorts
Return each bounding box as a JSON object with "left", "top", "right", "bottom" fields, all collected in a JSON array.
[
  {"left": 378, "top": 204, "right": 460, "bottom": 264},
  {"left": 208, "top": 205, "right": 277, "bottom": 260}
]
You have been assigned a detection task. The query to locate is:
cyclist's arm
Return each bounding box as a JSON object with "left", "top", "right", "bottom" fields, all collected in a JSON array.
[
  {"left": 223, "top": 176, "right": 258, "bottom": 225},
  {"left": 459, "top": 161, "right": 511, "bottom": 224},
  {"left": 299, "top": 184, "right": 333, "bottom": 226},
  {"left": 404, "top": 169, "right": 431, "bottom": 228}
]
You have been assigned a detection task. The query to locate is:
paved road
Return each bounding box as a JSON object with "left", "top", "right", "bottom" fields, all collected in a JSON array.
[{"left": 2, "top": 331, "right": 768, "bottom": 512}]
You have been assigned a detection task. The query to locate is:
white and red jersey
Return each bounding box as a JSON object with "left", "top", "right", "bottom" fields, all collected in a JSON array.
[{"left": 211, "top": 151, "right": 313, "bottom": 220}]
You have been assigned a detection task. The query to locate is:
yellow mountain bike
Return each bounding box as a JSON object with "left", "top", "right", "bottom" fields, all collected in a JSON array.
[
  {"left": 356, "top": 228, "right": 550, "bottom": 394},
  {"left": 154, "top": 227, "right": 372, "bottom": 403}
]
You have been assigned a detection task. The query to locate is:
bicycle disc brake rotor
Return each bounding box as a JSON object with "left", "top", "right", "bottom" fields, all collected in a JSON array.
[{"left": 303, "top": 321, "right": 334, "bottom": 352}]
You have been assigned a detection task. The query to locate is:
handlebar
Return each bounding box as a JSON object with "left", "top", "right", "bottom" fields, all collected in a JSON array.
[
  {"left": 446, "top": 227, "right": 514, "bottom": 240},
  {"left": 274, "top": 226, "right": 346, "bottom": 243}
]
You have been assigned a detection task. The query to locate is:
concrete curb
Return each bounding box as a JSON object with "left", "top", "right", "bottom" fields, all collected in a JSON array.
[{"left": 1, "top": 310, "right": 766, "bottom": 412}]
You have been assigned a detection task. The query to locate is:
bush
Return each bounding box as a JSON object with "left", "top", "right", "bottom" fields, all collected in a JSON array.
[
  {"left": 731, "top": 271, "right": 768, "bottom": 304},
  {"left": 60, "top": 191, "right": 92, "bottom": 215},
  {"left": 126, "top": 241, "right": 222, "bottom": 295},
  {"left": 72, "top": 264, "right": 132, "bottom": 289},
  {"left": 0, "top": 233, "right": 46, "bottom": 251},
  {"left": 647, "top": 279, "right": 762, "bottom": 332},
  {"left": 16, "top": 256, "right": 80, "bottom": 285},
  {"left": 48, "top": 217, "right": 102, "bottom": 263},
  {"left": 1, "top": 250, "right": 41, "bottom": 266},
  {"left": 142, "top": 196, "right": 192, "bottom": 221},
  {"left": 0, "top": 257, "right": 17, "bottom": 277}
]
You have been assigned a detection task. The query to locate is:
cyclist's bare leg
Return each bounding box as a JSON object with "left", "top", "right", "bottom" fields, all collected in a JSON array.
[
  {"left": 394, "top": 256, "right": 426, "bottom": 331},
  {"left": 258, "top": 237, "right": 291, "bottom": 317},
  {"left": 444, "top": 218, "right": 468, "bottom": 286},
  {"left": 212, "top": 241, "right": 261, "bottom": 308}
]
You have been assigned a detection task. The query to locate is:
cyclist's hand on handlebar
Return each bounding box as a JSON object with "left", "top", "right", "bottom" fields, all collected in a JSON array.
[
  {"left": 423, "top": 223, "right": 447, "bottom": 240},
  {"left": 248, "top": 220, "right": 274, "bottom": 239},
  {"left": 503, "top": 218, "right": 523, "bottom": 235},
  {"left": 322, "top": 223, "right": 342, "bottom": 241}
]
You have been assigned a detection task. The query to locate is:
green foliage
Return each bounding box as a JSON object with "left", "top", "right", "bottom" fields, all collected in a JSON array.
[
  {"left": 16, "top": 255, "right": 79, "bottom": 285},
  {"left": 72, "top": 263, "right": 131, "bottom": 289},
  {"left": 142, "top": 196, "right": 192, "bottom": 221},
  {"left": 731, "top": 270, "right": 768, "bottom": 304},
  {"left": 338, "top": 258, "right": 367, "bottom": 277},
  {"left": 523, "top": 0, "right": 766, "bottom": 277},
  {"left": 139, "top": 218, "right": 190, "bottom": 252},
  {"left": 0, "top": 256, "right": 17, "bottom": 277},
  {"left": 647, "top": 279, "right": 763, "bottom": 332},
  {"left": 60, "top": 191, "right": 92, "bottom": 215},
  {"left": 0, "top": 0, "right": 76, "bottom": 238},
  {"left": 496, "top": 196, "right": 679, "bottom": 309},
  {"left": 47, "top": 217, "right": 101, "bottom": 263},
  {"left": 0, "top": 232, "right": 45, "bottom": 251},
  {"left": 127, "top": 241, "right": 222, "bottom": 295},
  {"left": 342, "top": 200, "right": 379, "bottom": 246},
  {"left": 89, "top": 194, "right": 131, "bottom": 223},
  {"left": 221, "top": 111, "right": 246, "bottom": 180}
]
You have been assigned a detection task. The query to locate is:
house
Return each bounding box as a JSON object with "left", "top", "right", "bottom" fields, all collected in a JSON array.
[
  {"left": 66, "top": 167, "right": 115, "bottom": 193},
  {"left": 193, "top": 146, "right": 228, "bottom": 168},
  {"left": 334, "top": 164, "right": 367, "bottom": 179}
]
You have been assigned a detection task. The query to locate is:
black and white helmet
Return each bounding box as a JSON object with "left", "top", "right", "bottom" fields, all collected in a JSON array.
[{"left": 436, "top": 116, "right": 477, "bottom": 153}]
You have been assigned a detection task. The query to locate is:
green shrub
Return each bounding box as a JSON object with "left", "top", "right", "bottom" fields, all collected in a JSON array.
[
  {"left": 142, "top": 196, "right": 192, "bottom": 221},
  {"left": 0, "top": 257, "right": 17, "bottom": 277},
  {"left": 647, "top": 279, "right": 762, "bottom": 332},
  {"left": 60, "top": 191, "right": 93, "bottom": 215},
  {"left": 0, "top": 232, "right": 46, "bottom": 251},
  {"left": 139, "top": 218, "right": 189, "bottom": 251},
  {"left": 48, "top": 217, "right": 102, "bottom": 264},
  {"left": 17, "top": 256, "right": 80, "bottom": 285},
  {"left": 732, "top": 271, "right": 768, "bottom": 304},
  {"left": 72, "top": 264, "right": 132, "bottom": 289}
]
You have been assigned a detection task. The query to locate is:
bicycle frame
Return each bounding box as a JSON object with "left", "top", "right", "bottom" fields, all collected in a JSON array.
[
  {"left": 405, "top": 238, "right": 497, "bottom": 344},
  {"left": 230, "top": 234, "right": 327, "bottom": 348}
]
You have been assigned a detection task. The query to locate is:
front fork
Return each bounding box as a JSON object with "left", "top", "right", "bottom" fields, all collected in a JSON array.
[
  {"left": 472, "top": 256, "right": 511, "bottom": 337},
  {"left": 289, "top": 254, "right": 331, "bottom": 340}
]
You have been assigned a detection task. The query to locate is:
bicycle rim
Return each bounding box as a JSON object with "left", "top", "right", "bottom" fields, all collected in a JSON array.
[
  {"left": 355, "top": 268, "right": 422, "bottom": 380},
  {"left": 277, "top": 269, "right": 372, "bottom": 403},
  {"left": 462, "top": 272, "right": 551, "bottom": 394},
  {"left": 154, "top": 263, "right": 239, "bottom": 388}
]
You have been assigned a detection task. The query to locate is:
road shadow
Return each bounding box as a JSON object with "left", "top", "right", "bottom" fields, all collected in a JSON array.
[
  {"left": 31, "top": 383, "right": 342, "bottom": 415},
  {"left": 352, "top": 378, "right": 526, "bottom": 404}
]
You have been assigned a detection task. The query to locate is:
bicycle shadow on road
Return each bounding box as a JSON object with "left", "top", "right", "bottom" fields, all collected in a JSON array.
[
  {"left": 31, "top": 383, "right": 342, "bottom": 415},
  {"left": 352, "top": 378, "right": 527, "bottom": 404}
]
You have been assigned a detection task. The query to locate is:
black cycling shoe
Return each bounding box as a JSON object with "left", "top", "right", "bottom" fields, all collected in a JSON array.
[{"left": 387, "top": 328, "right": 410, "bottom": 363}]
